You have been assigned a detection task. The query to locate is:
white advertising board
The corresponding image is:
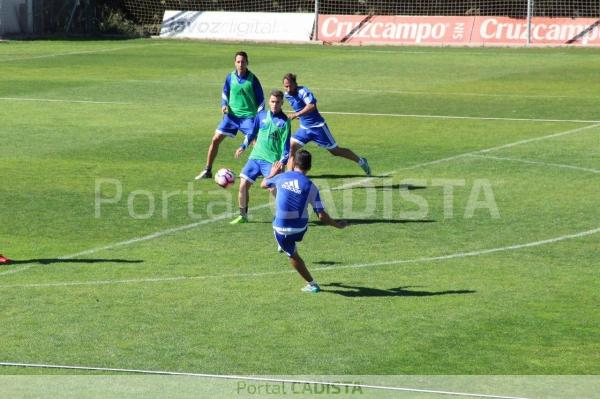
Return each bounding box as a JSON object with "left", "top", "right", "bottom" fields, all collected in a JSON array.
[{"left": 160, "top": 11, "right": 315, "bottom": 42}]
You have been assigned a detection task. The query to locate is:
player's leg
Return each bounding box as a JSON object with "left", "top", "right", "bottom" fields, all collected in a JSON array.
[
  {"left": 236, "top": 178, "right": 252, "bottom": 222},
  {"left": 315, "top": 124, "right": 371, "bottom": 176},
  {"left": 275, "top": 230, "right": 320, "bottom": 292},
  {"left": 196, "top": 115, "right": 239, "bottom": 180},
  {"left": 231, "top": 160, "right": 259, "bottom": 224},
  {"left": 328, "top": 146, "right": 360, "bottom": 162},
  {"left": 289, "top": 251, "right": 313, "bottom": 283},
  {"left": 287, "top": 128, "right": 309, "bottom": 170}
]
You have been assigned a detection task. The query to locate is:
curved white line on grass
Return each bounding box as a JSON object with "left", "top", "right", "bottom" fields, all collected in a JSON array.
[
  {"left": 329, "top": 123, "right": 600, "bottom": 189},
  {"left": 1, "top": 226, "right": 598, "bottom": 289},
  {"left": 0, "top": 97, "right": 130, "bottom": 105},
  {"left": 467, "top": 154, "right": 600, "bottom": 174},
  {"left": 320, "top": 111, "right": 600, "bottom": 124},
  {"left": 0, "top": 362, "right": 529, "bottom": 399}
]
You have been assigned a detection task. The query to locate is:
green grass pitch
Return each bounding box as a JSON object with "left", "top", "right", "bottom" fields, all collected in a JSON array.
[{"left": 0, "top": 39, "right": 599, "bottom": 386}]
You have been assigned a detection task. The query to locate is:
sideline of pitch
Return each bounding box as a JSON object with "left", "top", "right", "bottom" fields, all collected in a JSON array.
[{"left": 0, "top": 362, "right": 532, "bottom": 399}]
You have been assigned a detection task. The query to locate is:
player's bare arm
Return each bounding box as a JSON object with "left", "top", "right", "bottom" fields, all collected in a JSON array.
[{"left": 317, "top": 211, "right": 347, "bottom": 229}]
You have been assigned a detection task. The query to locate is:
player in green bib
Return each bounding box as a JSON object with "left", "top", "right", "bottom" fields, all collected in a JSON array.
[
  {"left": 230, "top": 90, "right": 291, "bottom": 224},
  {"left": 195, "top": 51, "right": 264, "bottom": 180}
]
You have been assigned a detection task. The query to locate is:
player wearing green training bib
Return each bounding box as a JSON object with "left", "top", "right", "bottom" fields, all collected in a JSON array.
[
  {"left": 230, "top": 90, "right": 291, "bottom": 224},
  {"left": 195, "top": 51, "right": 264, "bottom": 180}
]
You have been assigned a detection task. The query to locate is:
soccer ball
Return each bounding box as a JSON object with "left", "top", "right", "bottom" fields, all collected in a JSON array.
[{"left": 215, "top": 168, "right": 235, "bottom": 188}]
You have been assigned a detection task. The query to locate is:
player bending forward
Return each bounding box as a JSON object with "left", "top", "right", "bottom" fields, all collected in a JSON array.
[{"left": 262, "top": 150, "right": 346, "bottom": 293}]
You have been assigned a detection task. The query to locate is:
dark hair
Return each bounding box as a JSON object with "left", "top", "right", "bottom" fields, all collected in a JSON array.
[
  {"left": 270, "top": 89, "right": 284, "bottom": 100},
  {"left": 295, "top": 150, "right": 312, "bottom": 171},
  {"left": 282, "top": 73, "right": 297, "bottom": 84},
  {"left": 235, "top": 51, "right": 248, "bottom": 62}
]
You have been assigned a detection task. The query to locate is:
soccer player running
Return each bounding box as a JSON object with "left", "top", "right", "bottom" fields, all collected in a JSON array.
[
  {"left": 282, "top": 73, "right": 371, "bottom": 176},
  {"left": 261, "top": 150, "right": 347, "bottom": 293},
  {"left": 230, "top": 89, "right": 291, "bottom": 224},
  {"left": 195, "top": 51, "right": 265, "bottom": 180}
]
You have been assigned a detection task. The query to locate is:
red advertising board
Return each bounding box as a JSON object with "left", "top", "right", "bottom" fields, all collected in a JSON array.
[{"left": 318, "top": 15, "right": 600, "bottom": 46}]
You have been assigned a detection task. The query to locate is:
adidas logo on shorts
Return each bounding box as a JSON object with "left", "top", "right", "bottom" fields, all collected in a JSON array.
[{"left": 281, "top": 179, "right": 302, "bottom": 194}]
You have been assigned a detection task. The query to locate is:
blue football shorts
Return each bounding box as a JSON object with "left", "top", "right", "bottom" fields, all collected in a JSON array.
[
  {"left": 216, "top": 114, "right": 255, "bottom": 137},
  {"left": 274, "top": 229, "right": 307, "bottom": 257},
  {"left": 292, "top": 123, "right": 337, "bottom": 149},
  {"left": 240, "top": 159, "right": 273, "bottom": 184}
]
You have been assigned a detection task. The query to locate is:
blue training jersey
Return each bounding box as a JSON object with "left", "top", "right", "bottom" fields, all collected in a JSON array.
[
  {"left": 265, "top": 171, "right": 324, "bottom": 234},
  {"left": 284, "top": 86, "right": 325, "bottom": 128}
]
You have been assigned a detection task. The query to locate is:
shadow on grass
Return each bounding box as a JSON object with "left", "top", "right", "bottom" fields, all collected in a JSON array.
[
  {"left": 332, "top": 184, "right": 427, "bottom": 191},
  {"left": 9, "top": 258, "right": 144, "bottom": 265},
  {"left": 309, "top": 218, "right": 435, "bottom": 226},
  {"left": 314, "top": 260, "right": 343, "bottom": 265},
  {"left": 322, "top": 282, "right": 476, "bottom": 298},
  {"left": 310, "top": 174, "right": 389, "bottom": 179}
]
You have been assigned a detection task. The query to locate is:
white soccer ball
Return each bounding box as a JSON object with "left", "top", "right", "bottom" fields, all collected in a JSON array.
[{"left": 215, "top": 168, "right": 235, "bottom": 188}]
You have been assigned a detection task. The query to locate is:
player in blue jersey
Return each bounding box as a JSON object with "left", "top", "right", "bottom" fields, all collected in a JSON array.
[
  {"left": 195, "top": 51, "right": 265, "bottom": 180},
  {"left": 282, "top": 73, "right": 371, "bottom": 176},
  {"left": 261, "top": 150, "right": 346, "bottom": 293}
]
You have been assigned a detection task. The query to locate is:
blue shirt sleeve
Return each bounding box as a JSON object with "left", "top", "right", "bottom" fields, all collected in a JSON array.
[
  {"left": 221, "top": 74, "right": 231, "bottom": 108},
  {"left": 279, "top": 120, "right": 291, "bottom": 163},
  {"left": 252, "top": 75, "right": 265, "bottom": 112},
  {"left": 241, "top": 112, "right": 261, "bottom": 149},
  {"left": 301, "top": 87, "right": 317, "bottom": 105}
]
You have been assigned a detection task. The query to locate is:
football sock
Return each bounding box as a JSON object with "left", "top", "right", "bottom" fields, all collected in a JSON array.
[
  {"left": 358, "top": 158, "right": 366, "bottom": 166},
  {"left": 240, "top": 207, "right": 248, "bottom": 217}
]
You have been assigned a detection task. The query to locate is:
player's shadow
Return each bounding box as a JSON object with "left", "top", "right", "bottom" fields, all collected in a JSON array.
[
  {"left": 9, "top": 258, "right": 144, "bottom": 265},
  {"left": 309, "top": 218, "right": 435, "bottom": 226},
  {"left": 310, "top": 174, "right": 389, "bottom": 179},
  {"left": 332, "top": 183, "right": 427, "bottom": 191},
  {"left": 313, "top": 260, "right": 342, "bottom": 265},
  {"left": 321, "top": 282, "right": 476, "bottom": 298}
]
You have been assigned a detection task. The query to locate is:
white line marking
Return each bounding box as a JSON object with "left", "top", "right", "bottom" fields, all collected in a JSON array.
[
  {"left": 316, "top": 86, "right": 582, "bottom": 100},
  {"left": 479, "top": 124, "right": 600, "bottom": 153},
  {"left": 0, "top": 97, "right": 129, "bottom": 105},
  {"left": 0, "top": 362, "right": 529, "bottom": 399},
  {"left": 467, "top": 154, "right": 600, "bottom": 174},
  {"left": 2, "top": 124, "right": 596, "bottom": 277},
  {"left": 330, "top": 123, "right": 600, "bottom": 189},
  {"left": 0, "top": 43, "right": 161, "bottom": 62},
  {"left": 321, "top": 111, "right": 600, "bottom": 124},
  {"left": 404, "top": 123, "right": 600, "bottom": 171},
  {"left": 1, "top": 226, "right": 598, "bottom": 289}
]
